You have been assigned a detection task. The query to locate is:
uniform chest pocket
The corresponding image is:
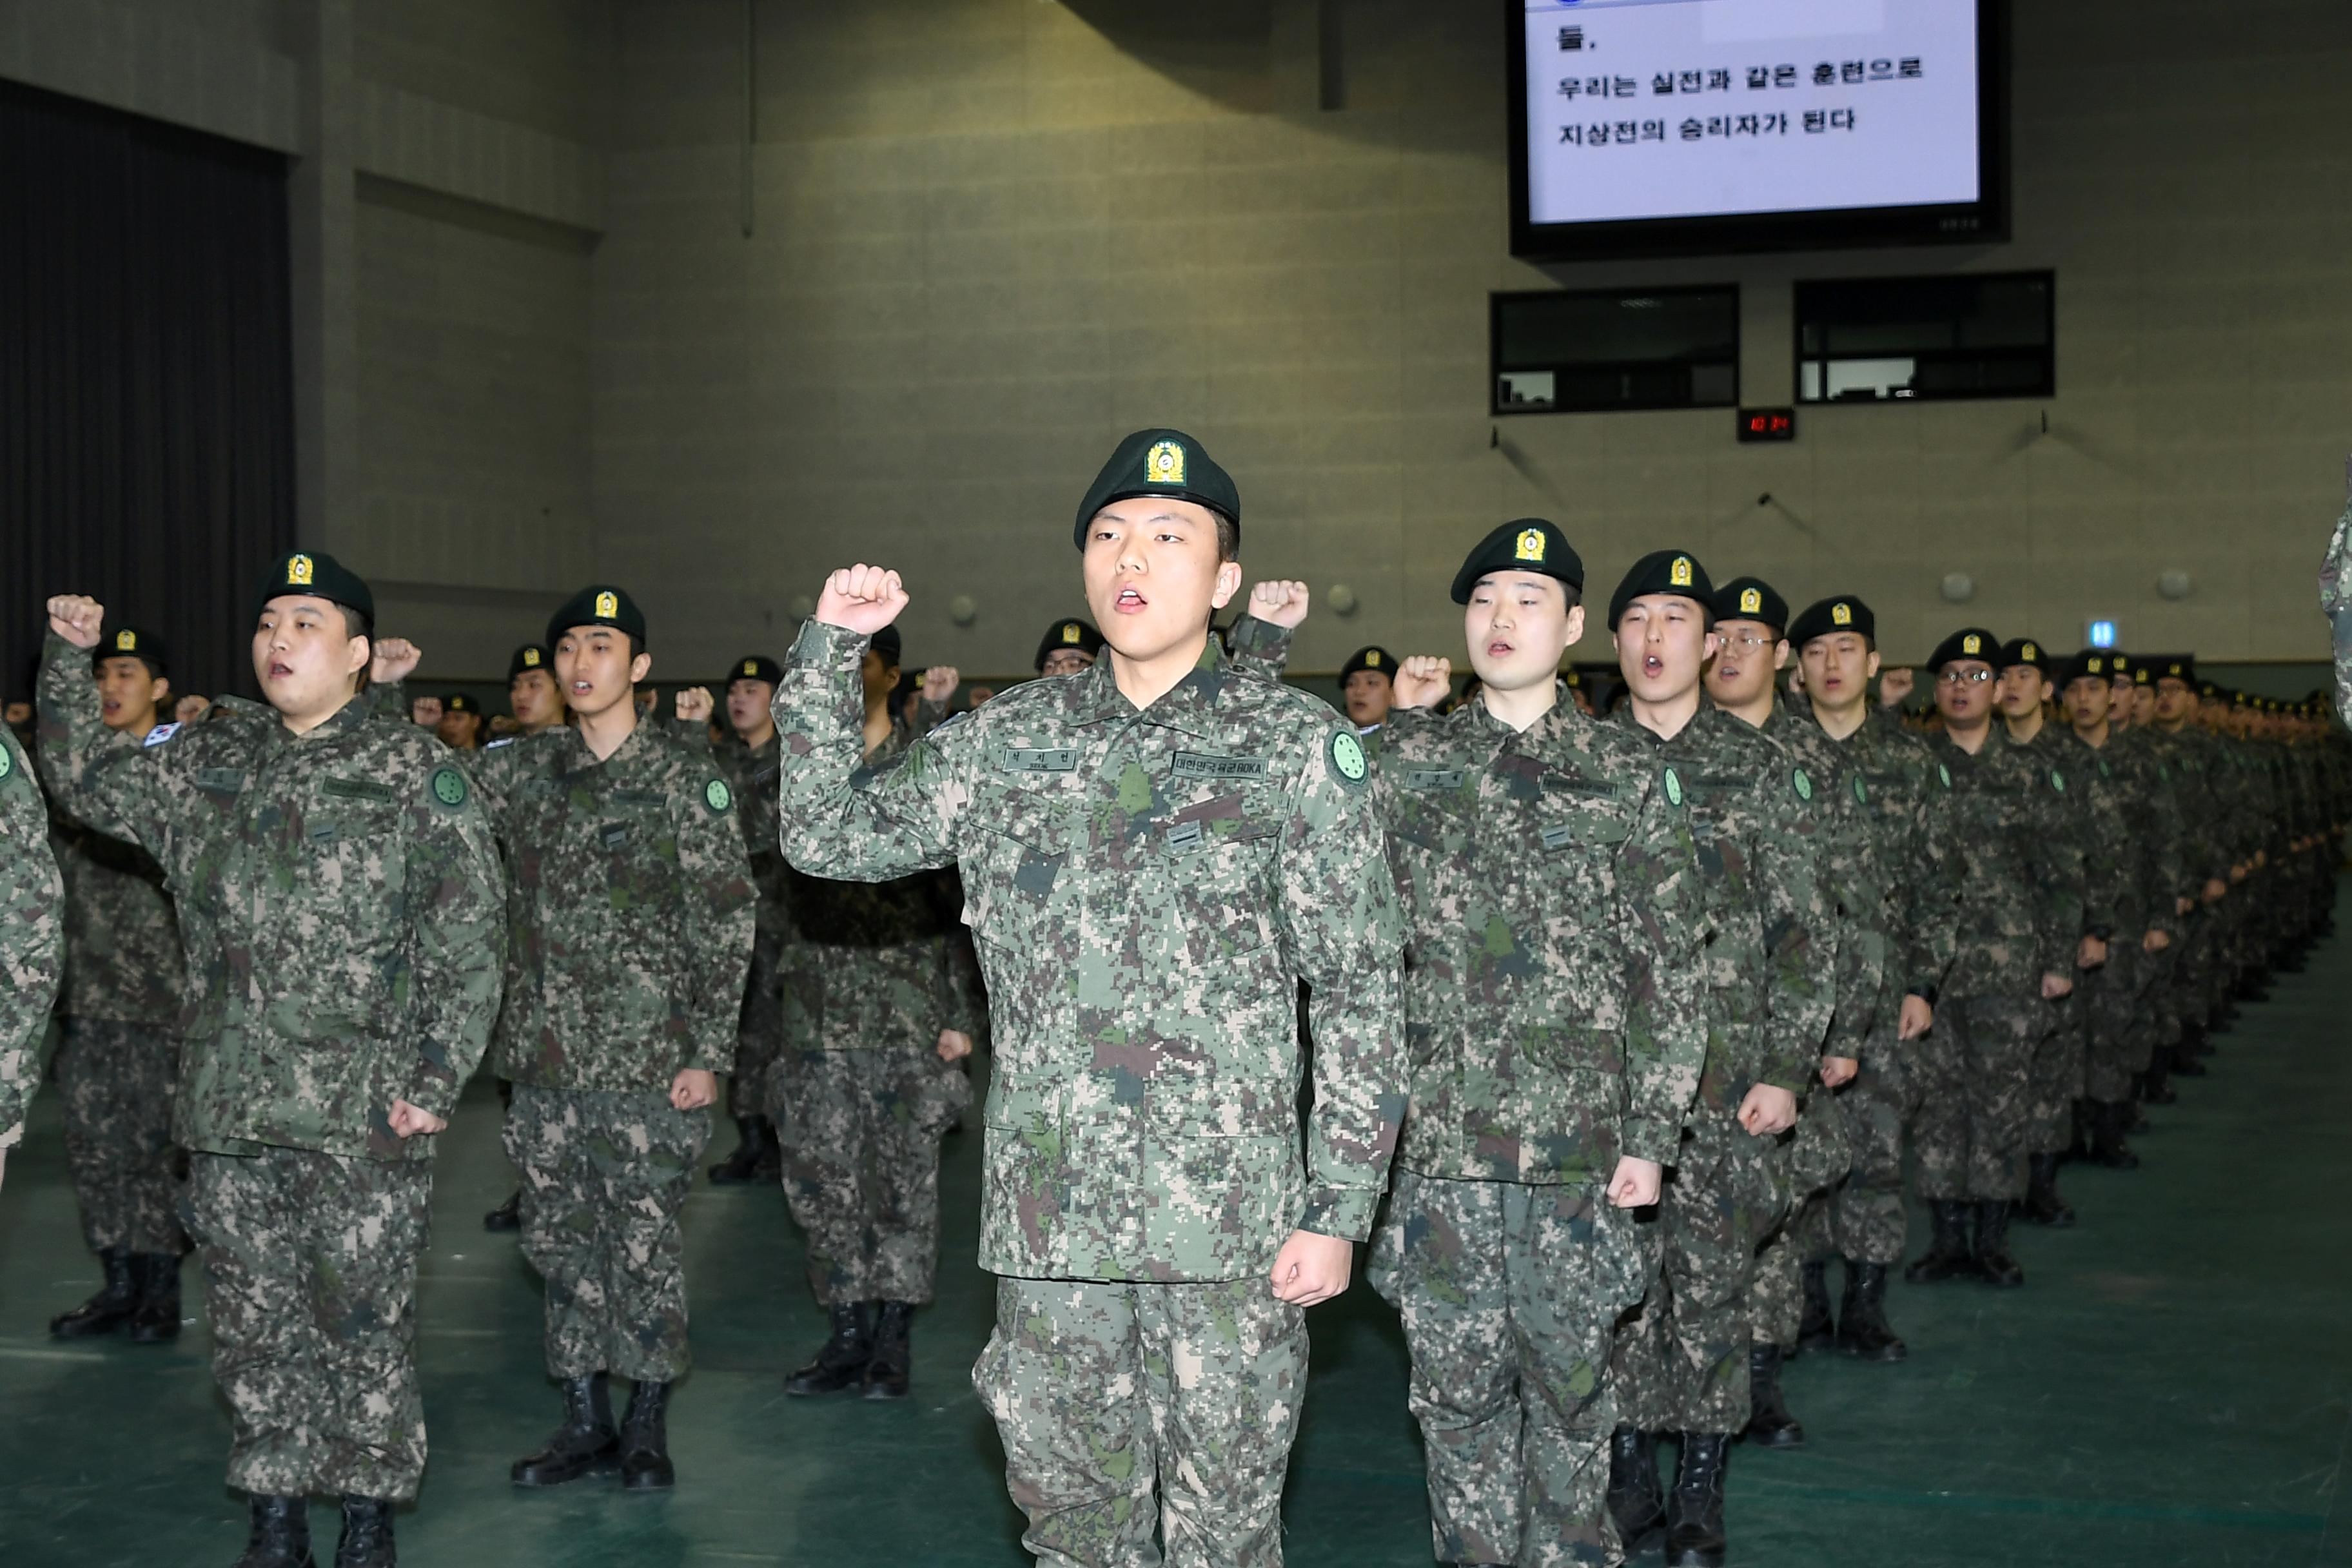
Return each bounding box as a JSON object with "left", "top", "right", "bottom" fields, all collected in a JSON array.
[
  {"left": 602, "top": 794, "right": 682, "bottom": 913},
  {"left": 963, "top": 790, "right": 1077, "bottom": 956},
  {"left": 1160, "top": 792, "right": 1281, "bottom": 964},
  {"left": 299, "top": 787, "right": 406, "bottom": 916}
]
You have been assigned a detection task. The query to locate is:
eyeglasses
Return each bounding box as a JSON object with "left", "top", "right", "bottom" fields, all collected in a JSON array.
[
  {"left": 1040, "top": 654, "right": 1093, "bottom": 676},
  {"left": 1720, "top": 632, "right": 1778, "bottom": 651},
  {"left": 1936, "top": 668, "right": 1994, "bottom": 686}
]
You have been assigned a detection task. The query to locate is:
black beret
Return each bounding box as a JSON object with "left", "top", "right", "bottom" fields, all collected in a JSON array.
[
  {"left": 2057, "top": 651, "right": 2112, "bottom": 687},
  {"left": 1035, "top": 618, "right": 1104, "bottom": 671},
  {"left": 1711, "top": 576, "right": 1788, "bottom": 633},
  {"left": 546, "top": 585, "right": 645, "bottom": 649},
  {"left": 1787, "top": 594, "right": 1875, "bottom": 648},
  {"left": 92, "top": 625, "right": 168, "bottom": 678},
  {"left": 442, "top": 692, "right": 480, "bottom": 716},
  {"left": 1340, "top": 646, "right": 1396, "bottom": 681},
  {"left": 1927, "top": 627, "right": 2001, "bottom": 671},
  {"left": 726, "top": 654, "right": 784, "bottom": 688},
  {"left": 2105, "top": 651, "right": 2132, "bottom": 679},
  {"left": 1606, "top": 549, "right": 1713, "bottom": 631},
  {"left": 1450, "top": 518, "right": 1583, "bottom": 604},
  {"left": 509, "top": 643, "right": 551, "bottom": 680},
  {"left": 1997, "top": 636, "right": 2051, "bottom": 673},
  {"left": 1073, "top": 429, "right": 1240, "bottom": 551},
  {"left": 257, "top": 549, "right": 372, "bottom": 625},
  {"left": 2197, "top": 680, "right": 2219, "bottom": 699},
  {"left": 2133, "top": 663, "right": 2151, "bottom": 687},
  {"left": 2155, "top": 654, "right": 2197, "bottom": 684},
  {"left": 868, "top": 625, "right": 902, "bottom": 668}
]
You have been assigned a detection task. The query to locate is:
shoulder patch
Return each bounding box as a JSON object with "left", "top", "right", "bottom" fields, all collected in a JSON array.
[
  {"left": 141, "top": 722, "right": 181, "bottom": 749},
  {"left": 0, "top": 743, "right": 12, "bottom": 781},
  {"left": 1851, "top": 772, "right": 1868, "bottom": 807},
  {"left": 2050, "top": 768, "right": 2067, "bottom": 793},
  {"left": 704, "top": 777, "right": 733, "bottom": 814},
  {"left": 429, "top": 766, "right": 469, "bottom": 808},
  {"left": 1792, "top": 767, "right": 1814, "bottom": 803},
  {"left": 2097, "top": 758, "right": 2112, "bottom": 778},
  {"left": 485, "top": 736, "right": 517, "bottom": 750},
  {"left": 1937, "top": 762, "right": 1952, "bottom": 789},
  {"left": 1329, "top": 729, "right": 1368, "bottom": 785},
  {"left": 1663, "top": 765, "right": 1684, "bottom": 807}
]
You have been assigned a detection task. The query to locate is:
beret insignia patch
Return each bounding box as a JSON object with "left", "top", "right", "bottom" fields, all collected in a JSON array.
[
  {"left": 1831, "top": 602, "right": 1852, "bottom": 626},
  {"left": 1514, "top": 527, "right": 1545, "bottom": 564}
]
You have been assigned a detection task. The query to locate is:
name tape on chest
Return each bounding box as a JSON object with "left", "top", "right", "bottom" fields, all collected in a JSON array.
[
  {"left": 196, "top": 767, "right": 247, "bottom": 796},
  {"left": 996, "top": 747, "right": 1077, "bottom": 773},
  {"left": 1171, "top": 751, "right": 1271, "bottom": 782},
  {"left": 324, "top": 776, "right": 397, "bottom": 804},
  {"left": 1400, "top": 767, "right": 1465, "bottom": 792}
]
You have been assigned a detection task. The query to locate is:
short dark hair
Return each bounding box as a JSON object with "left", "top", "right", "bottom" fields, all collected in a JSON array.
[
  {"left": 344, "top": 605, "right": 374, "bottom": 694},
  {"left": 1210, "top": 507, "right": 1239, "bottom": 564}
]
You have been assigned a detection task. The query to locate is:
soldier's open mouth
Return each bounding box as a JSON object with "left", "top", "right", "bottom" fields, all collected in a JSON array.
[{"left": 1113, "top": 587, "right": 1147, "bottom": 613}]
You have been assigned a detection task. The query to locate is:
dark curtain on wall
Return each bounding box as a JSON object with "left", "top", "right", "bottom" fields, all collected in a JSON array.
[{"left": 0, "top": 79, "right": 295, "bottom": 707}]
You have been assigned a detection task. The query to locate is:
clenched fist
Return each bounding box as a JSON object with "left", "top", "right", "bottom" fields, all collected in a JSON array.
[
  {"left": 1247, "top": 580, "right": 1311, "bottom": 631},
  {"left": 815, "top": 565, "right": 908, "bottom": 636},
  {"left": 372, "top": 638, "right": 423, "bottom": 686},
  {"left": 48, "top": 595, "right": 104, "bottom": 649},
  {"left": 921, "top": 666, "right": 960, "bottom": 705},
  {"left": 674, "top": 687, "right": 714, "bottom": 724},
  {"left": 1391, "top": 655, "right": 1453, "bottom": 711}
]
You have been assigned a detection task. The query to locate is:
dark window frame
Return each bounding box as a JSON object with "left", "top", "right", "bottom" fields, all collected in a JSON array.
[
  {"left": 1490, "top": 282, "right": 1742, "bottom": 416},
  {"left": 1791, "top": 269, "right": 2055, "bottom": 406}
]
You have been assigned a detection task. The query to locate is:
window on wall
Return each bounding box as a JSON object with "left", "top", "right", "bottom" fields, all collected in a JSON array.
[
  {"left": 1491, "top": 284, "right": 1739, "bottom": 415},
  {"left": 1795, "top": 271, "right": 2053, "bottom": 404}
]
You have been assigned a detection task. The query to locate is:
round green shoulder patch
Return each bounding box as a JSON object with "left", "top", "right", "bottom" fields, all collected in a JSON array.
[
  {"left": 1329, "top": 730, "right": 1367, "bottom": 785},
  {"left": 1663, "top": 765, "right": 1684, "bottom": 807},
  {"left": 430, "top": 766, "right": 467, "bottom": 808},
  {"left": 0, "top": 743, "right": 14, "bottom": 781},
  {"left": 704, "top": 777, "right": 734, "bottom": 814},
  {"left": 1937, "top": 762, "right": 1953, "bottom": 790},
  {"left": 1851, "top": 772, "right": 1869, "bottom": 807},
  {"left": 2050, "top": 768, "right": 2067, "bottom": 793},
  {"left": 1792, "top": 767, "right": 1814, "bottom": 802}
]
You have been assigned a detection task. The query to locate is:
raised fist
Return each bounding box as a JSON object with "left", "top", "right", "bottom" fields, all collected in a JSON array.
[
  {"left": 674, "top": 686, "right": 714, "bottom": 724},
  {"left": 47, "top": 595, "right": 104, "bottom": 649},
  {"left": 1391, "top": 655, "right": 1453, "bottom": 711},
  {"left": 174, "top": 695, "right": 212, "bottom": 725},
  {"left": 1247, "top": 580, "right": 1311, "bottom": 631},
  {"left": 1877, "top": 667, "right": 1916, "bottom": 707},
  {"left": 814, "top": 565, "right": 908, "bottom": 636},
  {"left": 921, "top": 666, "right": 960, "bottom": 705},
  {"left": 372, "top": 637, "right": 423, "bottom": 686}
]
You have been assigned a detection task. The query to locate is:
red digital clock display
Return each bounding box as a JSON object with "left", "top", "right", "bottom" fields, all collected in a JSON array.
[{"left": 1738, "top": 407, "right": 1796, "bottom": 442}]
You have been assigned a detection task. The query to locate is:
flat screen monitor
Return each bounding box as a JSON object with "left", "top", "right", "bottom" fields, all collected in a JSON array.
[{"left": 1509, "top": 0, "right": 2006, "bottom": 259}]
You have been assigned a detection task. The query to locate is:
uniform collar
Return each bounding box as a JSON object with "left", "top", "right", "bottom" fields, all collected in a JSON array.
[{"left": 1070, "top": 656, "right": 1232, "bottom": 743}]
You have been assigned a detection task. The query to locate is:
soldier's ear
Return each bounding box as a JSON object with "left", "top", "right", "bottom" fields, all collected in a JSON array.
[
  {"left": 1865, "top": 649, "right": 1881, "bottom": 679},
  {"left": 1772, "top": 640, "right": 1790, "bottom": 671},
  {"left": 629, "top": 651, "right": 653, "bottom": 685}
]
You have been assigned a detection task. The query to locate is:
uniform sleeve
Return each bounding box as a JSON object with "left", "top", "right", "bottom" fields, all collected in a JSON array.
[
  {"left": 1749, "top": 770, "right": 1838, "bottom": 1093},
  {"left": 1224, "top": 614, "right": 1295, "bottom": 683},
  {"left": 460, "top": 735, "right": 533, "bottom": 843},
  {"left": 35, "top": 632, "right": 188, "bottom": 861},
  {"left": 935, "top": 899, "right": 987, "bottom": 1039},
  {"left": 772, "top": 620, "right": 966, "bottom": 882},
  {"left": 397, "top": 760, "right": 508, "bottom": 1120},
  {"left": 369, "top": 680, "right": 410, "bottom": 725},
  {"left": 1897, "top": 750, "right": 1957, "bottom": 1002},
  {"left": 1816, "top": 760, "right": 1888, "bottom": 1059},
  {"left": 676, "top": 765, "right": 758, "bottom": 1075},
  {"left": 2079, "top": 760, "right": 2130, "bottom": 940},
  {"left": 2030, "top": 761, "right": 2088, "bottom": 975},
  {"left": 0, "top": 729, "right": 64, "bottom": 1148},
  {"left": 1276, "top": 721, "right": 1406, "bottom": 1242},
  {"left": 1616, "top": 779, "right": 1712, "bottom": 1164}
]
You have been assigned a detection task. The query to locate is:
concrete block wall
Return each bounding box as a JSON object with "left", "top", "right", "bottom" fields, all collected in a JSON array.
[{"left": 594, "top": 0, "right": 2352, "bottom": 680}]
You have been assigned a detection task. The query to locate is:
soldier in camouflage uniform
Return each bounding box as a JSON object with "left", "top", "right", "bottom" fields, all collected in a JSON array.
[
  {"left": 1907, "top": 629, "right": 2086, "bottom": 1289},
  {"left": 1702, "top": 577, "right": 1879, "bottom": 1450},
  {"left": 1991, "top": 638, "right": 2120, "bottom": 1230},
  {"left": 2326, "top": 484, "right": 2352, "bottom": 728},
  {"left": 2142, "top": 657, "right": 2237, "bottom": 1079},
  {"left": 744, "top": 623, "right": 984, "bottom": 1401},
  {"left": 460, "top": 585, "right": 755, "bottom": 1494},
  {"left": 1362, "top": 522, "right": 1707, "bottom": 1568},
  {"left": 1598, "top": 554, "right": 1834, "bottom": 1566},
  {"left": 2057, "top": 654, "right": 2190, "bottom": 1168},
  {"left": 774, "top": 429, "right": 1406, "bottom": 1568},
  {"left": 1785, "top": 596, "right": 1954, "bottom": 1363},
  {"left": 0, "top": 718, "right": 64, "bottom": 1186},
  {"left": 39, "top": 553, "right": 505, "bottom": 1568},
  {"left": 36, "top": 624, "right": 193, "bottom": 1344},
  {"left": 700, "top": 653, "right": 791, "bottom": 1186}
]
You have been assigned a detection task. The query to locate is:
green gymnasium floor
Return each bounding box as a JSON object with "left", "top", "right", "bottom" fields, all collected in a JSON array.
[{"left": 3, "top": 907, "right": 2347, "bottom": 1567}]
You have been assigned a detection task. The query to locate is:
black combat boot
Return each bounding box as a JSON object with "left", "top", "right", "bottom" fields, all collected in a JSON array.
[
  {"left": 1973, "top": 1200, "right": 2023, "bottom": 1287},
  {"left": 618, "top": 1380, "right": 674, "bottom": 1491},
  {"left": 863, "top": 1300, "right": 914, "bottom": 1400},
  {"left": 482, "top": 1192, "right": 521, "bottom": 1232},
  {"left": 1743, "top": 1344, "right": 1803, "bottom": 1449},
  {"left": 1605, "top": 1425, "right": 1666, "bottom": 1557},
  {"left": 2020, "top": 1153, "right": 2075, "bottom": 1227},
  {"left": 50, "top": 1247, "right": 137, "bottom": 1338},
  {"left": 1836, "top": 1262, "right": 1907, "bottom": 1361},
  {"left": 707, "top": 1116, "right": 778, "bottom": 1184},
  {"left": 783, "top": 1301, "right": 873, "bottom": 1396},
  {"left": 333, "top": 1496, "right": 394, "bottom": 1568},
  {"left": 2140, "top": 1056, "right": 2177, "bottom": 1104},
  {"left": 233, "top": 1494, "right": 315, "bottom": 1568},
  {"left": 1664, "top": 1433, "right": 1729, "bottom": 1568},
  {"left": 510, "top": 1373, "right": 618, "bottom": 1486},
  {"left": 1794, "top": 1261, "right": 1834, "bottom": 1355},
  {"left": 2170, "top": 1039, "right": 2209, "bottom": 1077},
  {"left": 2061, "top": 1100, "right": 2093, "bottom": 1164},
  {"left": 127, "top": 1252, "right": 183, "bottom": 1343},
  {"left": 1904, "top": 1201, "right": 1978, "bottom": 1284},
  {"left": 2088, "top": 1101, "right": 2140, "bottom": 1170}
]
